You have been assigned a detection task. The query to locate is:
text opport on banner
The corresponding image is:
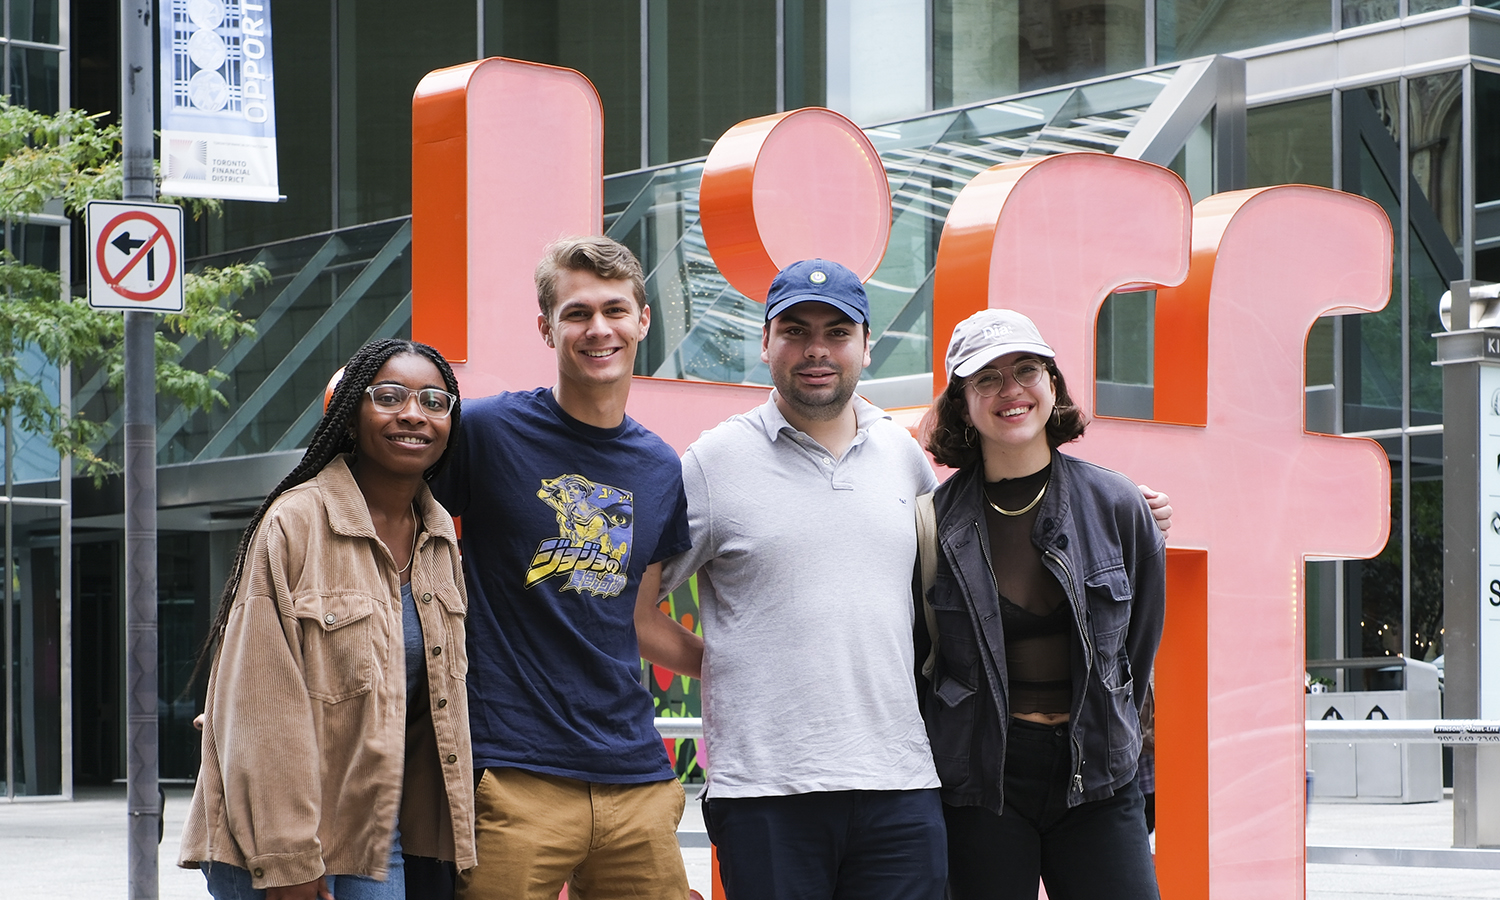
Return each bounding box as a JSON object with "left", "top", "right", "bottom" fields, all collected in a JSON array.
[{"left": 159, "top": 0, "right": 281, "bottom": 203}]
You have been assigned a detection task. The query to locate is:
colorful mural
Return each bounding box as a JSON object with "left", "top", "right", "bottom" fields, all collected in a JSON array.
[{"left": 649, "top": 576, "right": 705, "bottom": 783}]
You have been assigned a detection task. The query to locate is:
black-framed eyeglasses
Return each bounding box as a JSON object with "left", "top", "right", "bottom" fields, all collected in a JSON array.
[
  {"left": 364, "top": 384, "right": 457, "bottom": 418},
  {"left": 966, "top": 360, "right": 1048, "bottom": 397}
]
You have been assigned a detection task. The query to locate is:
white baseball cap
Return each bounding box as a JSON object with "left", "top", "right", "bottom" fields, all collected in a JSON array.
[{"left": 945, "top": 309, "right": 1056, "bottom": 380}]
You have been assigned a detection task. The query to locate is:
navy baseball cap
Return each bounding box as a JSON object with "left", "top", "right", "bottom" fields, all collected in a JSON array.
[{"left": 763, "top": 259, "right": 870, "bottom": 325}]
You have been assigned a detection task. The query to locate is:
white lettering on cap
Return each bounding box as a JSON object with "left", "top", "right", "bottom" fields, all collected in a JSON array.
[{"left": 981, "top": 324, "right": 1013, "bottom": 339}]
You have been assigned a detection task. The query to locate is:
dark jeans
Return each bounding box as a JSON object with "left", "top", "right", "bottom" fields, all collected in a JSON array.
[
  {"left": 945, "top": 719, "right": 1159, "bottom": 900},
  {"left": 702, "top": 788, "right": 947, "bottom": 900}
]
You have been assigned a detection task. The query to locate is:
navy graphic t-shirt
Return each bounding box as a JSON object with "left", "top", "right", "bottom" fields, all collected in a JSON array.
[{"left": 431, "top": 388, "right": 690, "bottom": 782}]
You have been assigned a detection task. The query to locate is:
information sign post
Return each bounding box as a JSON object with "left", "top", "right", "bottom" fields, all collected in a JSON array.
[
  {"left": 1438, "top": 281, "right": 1500, "bottom": 848},
  {"left": 120, "top": 2, "right": 160, "bottom": 898}
]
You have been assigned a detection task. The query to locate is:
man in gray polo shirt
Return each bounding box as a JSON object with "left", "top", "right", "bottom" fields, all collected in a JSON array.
[
  {"left": 660, "top": 259, "right": 1173, "bottom": 899},
  {"left": 659, "top": 259, "right": 946, "bottom": 899}
]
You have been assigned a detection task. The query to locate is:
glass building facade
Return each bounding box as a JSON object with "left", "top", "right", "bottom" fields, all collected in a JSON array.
[{"left": 7, "top": 0, "right": 1500, "bottom": 793}]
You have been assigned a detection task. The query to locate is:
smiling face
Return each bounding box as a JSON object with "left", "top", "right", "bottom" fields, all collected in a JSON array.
[
  {"left": 539, "top": 267, "right": 649, "bottom": 392},
  {"left": 761, "top": 301, "right": 871, "bottom": 423},
  {"left": 353, "top": 353, "right": 452, "bottom": 482},
  {"left": 964, "top": 350, "right": 1056, "bottom": 470}
]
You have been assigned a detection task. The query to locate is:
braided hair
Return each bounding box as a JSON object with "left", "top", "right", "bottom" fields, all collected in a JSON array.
[{"left": 191, "top": 338, "right": 461, "bottom": 682}]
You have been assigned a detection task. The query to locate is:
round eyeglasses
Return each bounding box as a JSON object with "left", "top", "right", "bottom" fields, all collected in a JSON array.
[
  {"left": 364, "top": 384, "right": 457, "bottom": 418},
  {"left": 965, "top": 360, "right": 1048, "bottom": 397}
]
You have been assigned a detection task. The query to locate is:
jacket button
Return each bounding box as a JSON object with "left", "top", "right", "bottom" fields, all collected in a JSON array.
[
  {"left": 446, "top": 754, "right": 458, "bottom": 764},
  {"left": 1056, "top": 534, "right": 1069, "bottom": 549},
  {"left": 422, "top": 592, "right": 432, "bottom": 603},
  {"left": 252, "top": 868, "right": 264, "bottom": 878},
  {"left": 324, "top": 613, "right": 336, "bottom": 625},
  {"left": 432, "top": 646, "right": 442, "bottom": 656},
  {"left": 437, "top": 698, "right": 447, "bottom": 709},
  {"left": 1042, "top": 517, "right": 1055, "bottom": 532}
]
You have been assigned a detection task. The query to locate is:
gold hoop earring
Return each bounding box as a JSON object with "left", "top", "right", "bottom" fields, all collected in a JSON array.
[{"left": 964, "top": 424, "right": 977, "bottom": 445}]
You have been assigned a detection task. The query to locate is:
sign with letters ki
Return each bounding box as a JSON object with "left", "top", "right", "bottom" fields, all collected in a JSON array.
[{"left": 86, "top": 200, "right": 185, "bottom": 312}]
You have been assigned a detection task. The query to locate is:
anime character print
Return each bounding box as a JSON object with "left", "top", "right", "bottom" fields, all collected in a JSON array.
[{"left": 524, "top": 474, "right": 633, "bottom": 597}]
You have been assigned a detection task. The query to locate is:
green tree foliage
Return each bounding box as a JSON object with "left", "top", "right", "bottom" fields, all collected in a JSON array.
[{"left": 0, "top": 98, "right": 268, "bottom": 480}]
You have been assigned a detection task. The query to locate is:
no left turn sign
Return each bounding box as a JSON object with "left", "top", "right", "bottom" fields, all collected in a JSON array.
[{"left": 87, "top": 200, "right": 185, "bottom": 312}]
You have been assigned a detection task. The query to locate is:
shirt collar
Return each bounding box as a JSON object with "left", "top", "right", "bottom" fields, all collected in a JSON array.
[
  {"left": 315, "top": 454, "right": 458, "bottom": 545},
  {"left": 752, "top": 390, "right": 891, "bottom": 443}
]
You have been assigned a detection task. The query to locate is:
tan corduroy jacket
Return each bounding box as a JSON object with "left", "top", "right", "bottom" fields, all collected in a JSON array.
[{"left": 179, "top": 456, "right": 475, "bottom": 888}]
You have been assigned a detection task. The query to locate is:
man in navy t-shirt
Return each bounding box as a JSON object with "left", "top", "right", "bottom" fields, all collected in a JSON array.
[{"left": 434, "top": 236, "right": 703, "bottom": 900}]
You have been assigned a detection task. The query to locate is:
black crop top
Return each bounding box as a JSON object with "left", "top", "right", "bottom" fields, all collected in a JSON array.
[{"left": 981, "top": 465, "right": 1073, "bottom": 715}]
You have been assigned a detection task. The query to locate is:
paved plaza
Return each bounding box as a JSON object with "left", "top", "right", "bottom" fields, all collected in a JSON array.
[{"left": 2, "top": 783, "right": 1498, "bottom": 898}]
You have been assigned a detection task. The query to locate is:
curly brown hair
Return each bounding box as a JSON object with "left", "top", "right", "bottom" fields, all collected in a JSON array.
[{"left": 924, "top": 357, "right": 1087, "bottom": 470}]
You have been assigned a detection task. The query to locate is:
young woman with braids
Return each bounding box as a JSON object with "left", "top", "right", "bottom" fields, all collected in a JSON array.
[
  {"left": 918, "top": 310, "right": 1167, "bottom": 900},
  {"left": 179, "top": 339, "right": 475, "bottom": 900}
]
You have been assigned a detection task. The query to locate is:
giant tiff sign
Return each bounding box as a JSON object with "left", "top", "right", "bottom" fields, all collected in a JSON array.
[{"left": 411, "top": 58, "right": 1392, "bottom": 900}]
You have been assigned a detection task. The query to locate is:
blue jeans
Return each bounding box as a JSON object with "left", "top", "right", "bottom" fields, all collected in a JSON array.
[
  {"left": 944, "top": 719, "right": 1159, "bottom": 900},
  {"left": 202, "top": 826, "right": 404, "bottom": 900},
  {"left": 702, "top": 788, "right": 947, "bottom": 900}
]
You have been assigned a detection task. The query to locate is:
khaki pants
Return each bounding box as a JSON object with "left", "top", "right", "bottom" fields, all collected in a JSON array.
[{"left": 456, "top": 768, "right": 689, "bottom": 900}]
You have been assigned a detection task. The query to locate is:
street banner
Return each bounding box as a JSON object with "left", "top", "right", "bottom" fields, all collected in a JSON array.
[{"left": 159, "top": 0, "right": 281, "bottom": 202}]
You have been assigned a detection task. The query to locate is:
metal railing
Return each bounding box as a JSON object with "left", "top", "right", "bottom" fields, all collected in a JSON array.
[
  {"left": 1306, "top": 720, "right": 1500, "bottom": 743},
  {"left": 663, "top": 718, "right": 1500, "bottom": 743}
]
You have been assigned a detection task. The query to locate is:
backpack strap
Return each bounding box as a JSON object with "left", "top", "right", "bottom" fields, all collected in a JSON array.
[{"left": 916, "top": 491, "right": 940, "bottom": 681}]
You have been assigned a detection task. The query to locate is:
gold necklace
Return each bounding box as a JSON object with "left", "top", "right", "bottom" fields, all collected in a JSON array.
[
  {"left": 984, "top": 479, "right": 1048, "bottom": 517},
  {"left": 396, "top": 505, "right": 419, "bottom": 574}
]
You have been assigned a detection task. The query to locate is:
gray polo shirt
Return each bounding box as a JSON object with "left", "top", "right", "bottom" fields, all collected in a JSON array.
[{"left": 661, "top": 393, "right": 941, "bottom": 798}]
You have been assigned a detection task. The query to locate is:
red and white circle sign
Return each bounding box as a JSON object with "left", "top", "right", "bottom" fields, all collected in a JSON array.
[{"left": 86, "top": 201, "right": 185, "bottom": 312}]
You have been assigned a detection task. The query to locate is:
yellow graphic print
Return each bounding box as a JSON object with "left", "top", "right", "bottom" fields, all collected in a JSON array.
[{"left": 525, "top": 474, "right": 632, "bottom": 597}]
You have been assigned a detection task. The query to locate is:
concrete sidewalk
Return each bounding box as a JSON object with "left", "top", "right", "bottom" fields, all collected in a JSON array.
[
  {"left": 2, "top": 784, "right": 1497, "bottom": 898},
  {"left": 0, "top": 784, "right": 712, "bottom": 899}
]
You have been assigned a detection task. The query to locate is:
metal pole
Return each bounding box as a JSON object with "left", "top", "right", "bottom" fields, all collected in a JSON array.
[
  {"left": 6, "top": 404, "right": 15, "bottom": 802},
  {"left": 121, "top": 1, "right": 158, "bottom": 897}
]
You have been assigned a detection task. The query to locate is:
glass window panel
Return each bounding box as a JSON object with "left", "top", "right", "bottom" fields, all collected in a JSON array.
[
  {"left": 1341, "top": 0, "right": 1396, "bottom": 29},
  {"left": 1477, "top": 71, "right": 1500, "bottom": 205},
  {"left": 337, "top": 0, "right": 476, "bottom": 227},
  {"left": 9, "top": 0, "right": 60, "bottom": 45},
  {"left": 1157, "top": 0, "right": 1329, "bottom": 63},
  {"left": 935, "top": 0, "right": 1146, "bottom": 105},
  {"left": 1408, "top": 71, "right": 1463, "bottom": 253},
  {"left": 785, "top": 0, "right": 826, "bottom": 110},
  {"left": 652, "top": 0, "right": 777, "bottom": 165},
  {"left": 185, "top": 1, "right": 333, "bottom": 256},
  {"left": 9, "top": 346, "right": 62, "bottom": 481},
  {"left": 1352, "top": 472, "right": 1403, "bottom": 661},
  {"left": 10, "top": 222, "right": 60, "bottom": 271},
  {"left": 3, "top": 505, "right": 64, "bottom": 796},
  {"left": 486, "top": 1, "right": 642, "bottom": 175},
  {"left": 1341, "top": 133, "right": 1403, "bottom": 432},
  {"left": 1096, "top": 291, "right": 1153, "bottom": 385},
  {"left": 1408, "top": 225, "right": 1447, "bottom": 423},
  {"left": 71, "top": 3, "right": 120, "bottom": 129},
  {"left": 1246, "top": 95, "right": 1332, "bottom": 188},
  {"left": 1306, "top": 317, "right": 1334, "bottom": 386},
  {"left": 159, "top": 533, "right": 211, "bottom": 779},
  {"left": 72, "top": 540, "right": 121, "bottom": 783},
  {"left": 1409, "top": 465, "right": 1442, "bottom": 661},
  {"left": 1409, "top": 0, "right": 1461, "bottom": 13},
  {"left": 1306, "top": 317, "right": 1336, "bottom": 432},
  {"left": 9, "top": 47, "right": 60, "bottom": 115}
]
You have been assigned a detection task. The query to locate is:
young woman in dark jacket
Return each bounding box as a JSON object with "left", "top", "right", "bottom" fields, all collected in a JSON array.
[{"left": 921, "top": 309, "right": 1167, "bottom": 900}]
